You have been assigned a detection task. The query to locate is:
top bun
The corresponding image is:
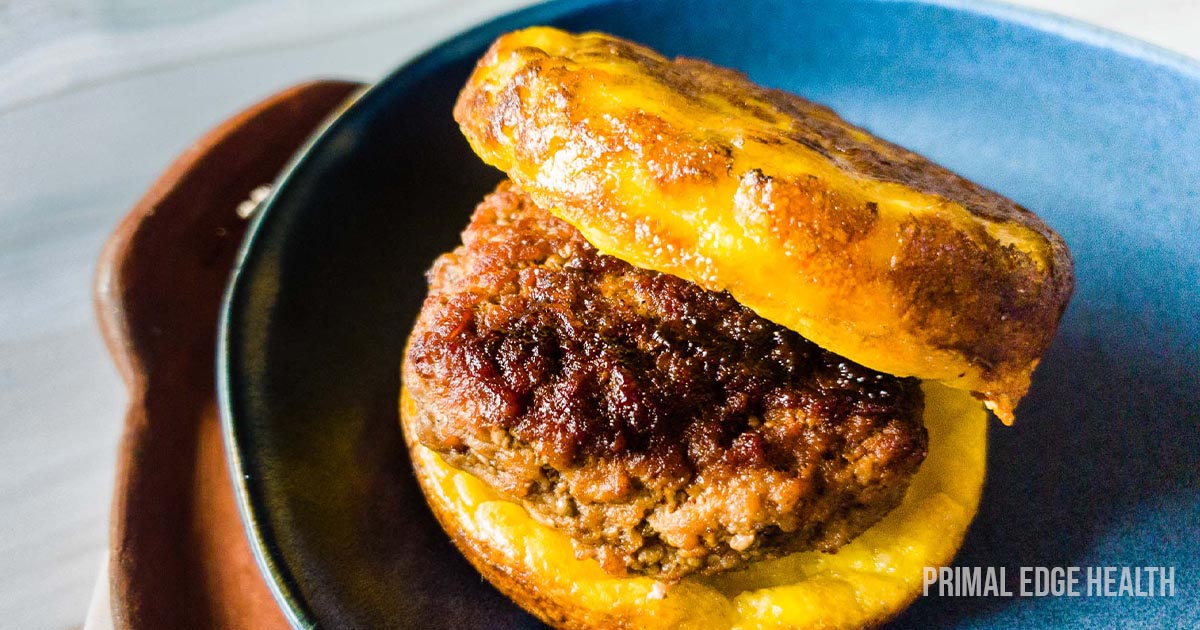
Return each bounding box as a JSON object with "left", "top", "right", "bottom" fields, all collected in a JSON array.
[{"left": 454, "top": 27, "right": 1074, "bottom": 423}]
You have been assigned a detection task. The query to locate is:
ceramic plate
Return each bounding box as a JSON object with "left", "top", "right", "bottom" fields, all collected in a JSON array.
[{"left": 219, "top": 0, "right": 1200, "bottom": 627}]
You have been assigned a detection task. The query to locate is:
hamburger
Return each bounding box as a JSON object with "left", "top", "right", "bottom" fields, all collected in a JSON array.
[{"left": 400, "top": 27, "right": 1073, "bottom": 629}]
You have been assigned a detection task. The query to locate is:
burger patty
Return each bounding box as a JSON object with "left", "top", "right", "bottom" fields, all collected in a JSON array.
[{"left": 403, "top": 181, "right": 928, "bottom": 580}]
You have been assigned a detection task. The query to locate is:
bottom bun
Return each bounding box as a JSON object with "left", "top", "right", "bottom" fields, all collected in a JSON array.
[{"left": 400, "top": 382, "right": 985, "bottom": 629}]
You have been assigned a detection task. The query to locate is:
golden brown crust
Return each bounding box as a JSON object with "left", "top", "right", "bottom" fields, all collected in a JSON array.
[{"left": 454, "top": 27, "right": 1075, "bottom": 422}]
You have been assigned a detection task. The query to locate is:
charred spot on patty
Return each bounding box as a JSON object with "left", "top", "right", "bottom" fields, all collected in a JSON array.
[{"left": 403, "top": 181, "right": 928, "bottom": 580}]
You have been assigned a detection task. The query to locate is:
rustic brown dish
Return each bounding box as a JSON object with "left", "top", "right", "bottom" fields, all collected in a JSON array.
[{"left": 94, "top": 80, "right": 361, "bottom": 629}]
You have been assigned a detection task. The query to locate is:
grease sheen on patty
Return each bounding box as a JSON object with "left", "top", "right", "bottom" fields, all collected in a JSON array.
[{"left": 403, "top": 182, "right": 928, "bottom": 579}]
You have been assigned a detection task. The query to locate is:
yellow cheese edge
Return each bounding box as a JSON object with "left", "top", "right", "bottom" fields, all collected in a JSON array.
[{"left": 403, "top": 382, "right": 986, "bottom": 629}]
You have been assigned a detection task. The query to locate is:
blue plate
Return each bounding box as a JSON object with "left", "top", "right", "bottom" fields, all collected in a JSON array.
[{"left": 219, "top": 0, "right": 1200, "bottom": 627}]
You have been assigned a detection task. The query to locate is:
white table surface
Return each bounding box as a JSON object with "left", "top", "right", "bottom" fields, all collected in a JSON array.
[{"left": 0, "top": 1, "right": 1195, "bottom": 628}]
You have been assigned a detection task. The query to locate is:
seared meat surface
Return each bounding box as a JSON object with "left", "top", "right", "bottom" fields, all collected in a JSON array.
[{"left": 403, "top": 181, "right": 928, "bottom": 579}]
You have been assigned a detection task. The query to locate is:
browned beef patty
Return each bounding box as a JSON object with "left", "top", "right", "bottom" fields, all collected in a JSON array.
[{"left": 403, "top": 181, "right": 928, "bottom": 580}]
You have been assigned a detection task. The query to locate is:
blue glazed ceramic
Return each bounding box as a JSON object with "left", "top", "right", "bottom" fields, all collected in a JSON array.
[{"left": 220, "top": 1, "right": 1200, "bottom": 628}]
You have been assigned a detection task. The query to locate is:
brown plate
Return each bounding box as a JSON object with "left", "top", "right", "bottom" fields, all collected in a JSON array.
[{"left": 95, "top": 80, "right": 362, "bottom": 629}]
